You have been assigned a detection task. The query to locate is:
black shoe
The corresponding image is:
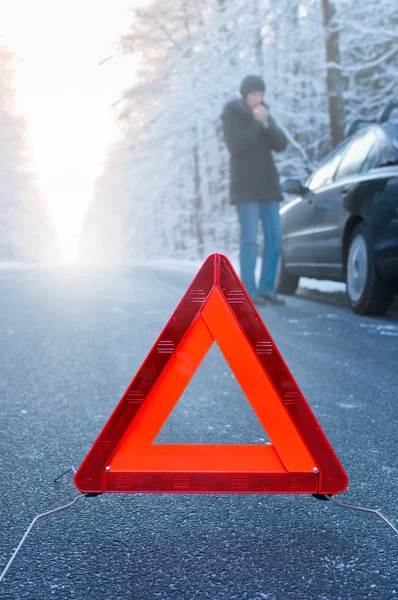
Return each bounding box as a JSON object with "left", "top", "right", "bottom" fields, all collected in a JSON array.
[
  {"left": 260, "top": 293, "right": 285, "bottom": 305},
  {"left": 249, "top": 293, "right": 268, "bottom": 306}
]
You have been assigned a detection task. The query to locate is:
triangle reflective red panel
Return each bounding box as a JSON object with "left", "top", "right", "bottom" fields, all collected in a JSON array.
[{"left": 75, "top": 254, "right": 348, "bottom": 495}]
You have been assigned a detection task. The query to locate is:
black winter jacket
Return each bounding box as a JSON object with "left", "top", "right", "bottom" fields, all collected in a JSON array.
[{"left": 221, "top": 99, "right": 287, "bottom": 204}]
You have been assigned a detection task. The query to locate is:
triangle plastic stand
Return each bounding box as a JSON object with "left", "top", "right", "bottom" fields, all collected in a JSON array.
[{"left": 75, "top": 254, "right": 348, "bottom": 495}]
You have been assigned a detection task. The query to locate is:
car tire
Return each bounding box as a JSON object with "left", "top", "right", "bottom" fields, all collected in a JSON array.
[
  {"left": 275, "top": 254, "right": 299, "bottom": 295},
  {"left": 346, "top": 223, "right": 394, "bottom": 315}
]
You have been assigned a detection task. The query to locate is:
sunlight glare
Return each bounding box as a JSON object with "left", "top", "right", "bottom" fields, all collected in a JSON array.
[{"left": 1, "top": 0, "right": 139, "bottom": 262}]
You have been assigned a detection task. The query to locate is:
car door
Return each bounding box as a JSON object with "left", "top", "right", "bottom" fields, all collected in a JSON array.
[
  {"left": 281, "top": 190, "right": 317, "bottom": 275},
  {"left": 314, "top": 129, "right": 379, "bottom": 278},
  {"left": 282, "top": 139, "right": 350, "bottom": 274}
]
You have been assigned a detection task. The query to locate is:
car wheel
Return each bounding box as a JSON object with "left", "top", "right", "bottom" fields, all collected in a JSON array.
[
  {"left": 275, "top": 254, "right": 299, "bottom": 295},
  {"left": 346, "top": 223, "right": 394, "bottom": 315}
]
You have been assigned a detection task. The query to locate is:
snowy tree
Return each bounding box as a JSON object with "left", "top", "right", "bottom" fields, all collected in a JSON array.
[
  {"left": 321, "top": 0, "right": 346, "bottom": 145},
  {"left": 81, "top": 0, "right": 398, "bottom": 264},
  {"left": 336, "top": 0, "right": 398, "bottom": 124}
]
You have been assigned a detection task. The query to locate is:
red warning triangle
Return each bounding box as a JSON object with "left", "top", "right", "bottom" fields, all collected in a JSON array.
[{"left": 74, "top": 254, "right": 348, "bottom": 495}]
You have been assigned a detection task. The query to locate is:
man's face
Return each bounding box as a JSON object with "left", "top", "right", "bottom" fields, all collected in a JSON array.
[{"left": 245, "top": 90, "right": 264, "bottom": 110}]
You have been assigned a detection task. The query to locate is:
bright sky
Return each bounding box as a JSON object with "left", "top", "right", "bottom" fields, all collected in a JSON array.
[{"left": 1, "top": 0, "right": 139, "bottom": 261}]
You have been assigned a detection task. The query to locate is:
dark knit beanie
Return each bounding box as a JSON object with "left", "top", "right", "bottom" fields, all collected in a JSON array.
[{"left": 240, "top": 74, "right": 266, "bottom": 98}]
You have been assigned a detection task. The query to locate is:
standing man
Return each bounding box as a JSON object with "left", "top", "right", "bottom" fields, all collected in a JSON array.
[{"left": 221, "top": 74, "right": 287, "bottom": 305}]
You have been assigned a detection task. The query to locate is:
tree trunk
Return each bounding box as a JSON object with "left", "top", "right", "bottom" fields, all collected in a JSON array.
[
  {"left": 321, "top": 0, "right": 345, "bottom": 146},
  {"left": 192, "top": 127, "right": 204, "bottom": 258},
  {"left": 253, "top": 0, "right": 265, "bottom": 69}
]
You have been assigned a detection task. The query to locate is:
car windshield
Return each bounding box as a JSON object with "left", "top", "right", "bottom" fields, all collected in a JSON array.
[
  {"left": 306, "top": 138, "right": 351, "bottom": 190},
  {"left": 334, "top": 129, "right": 378, "bottom": 179}
]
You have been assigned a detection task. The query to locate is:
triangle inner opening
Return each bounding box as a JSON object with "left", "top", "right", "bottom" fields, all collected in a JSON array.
[
  {"left": 108, "top": 288, "right": 316, "bottom": 474},
  {"left": 154, "top": 344, "right": 271, "bottom": 445}
]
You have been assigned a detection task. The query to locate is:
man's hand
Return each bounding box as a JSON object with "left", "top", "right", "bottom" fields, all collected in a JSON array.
[{"left": 252, "top": 105, "right": 269, "bottom": 128}]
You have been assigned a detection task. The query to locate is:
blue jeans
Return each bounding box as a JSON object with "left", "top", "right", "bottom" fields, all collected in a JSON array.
[{"left": 236, "top": 200, "right": 282, "bottom": 295}]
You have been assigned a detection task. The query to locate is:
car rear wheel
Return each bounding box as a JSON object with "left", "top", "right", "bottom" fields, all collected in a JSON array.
[
  {"left": 346, "top": 223, "right": 393, "bottom": 315},
  {"left": 275, "top": 254, "right": 299, "bottom": 295}
]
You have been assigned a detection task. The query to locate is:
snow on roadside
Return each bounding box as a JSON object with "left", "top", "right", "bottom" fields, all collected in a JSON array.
[
  {"left": 299, "top": 278, "right": 346, "bottom": 294},
  {"left": 140, "top": 259, "right": 348, "bottom": 297}
]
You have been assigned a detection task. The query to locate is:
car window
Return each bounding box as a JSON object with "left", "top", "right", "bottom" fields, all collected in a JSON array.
[
  {"left": 379, "top": 124, "right": 398, "bottom": 167},
  {"left": 334, "top": 130, "right": 377, "bottom": 180},
  {"left": 360, "top": 138, "right": 379, "bottom": 172},
  {"left": 306, "top": 139, "right": 350, "bottom": 190}
]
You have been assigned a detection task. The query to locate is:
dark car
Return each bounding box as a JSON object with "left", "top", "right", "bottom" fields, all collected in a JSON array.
[{"left": 277, "top": 102, "right": 398, "bottom": 315}]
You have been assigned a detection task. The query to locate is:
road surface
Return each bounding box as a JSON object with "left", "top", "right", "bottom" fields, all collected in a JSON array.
[{"left": 0, "top": 263, "right": 397, "bottom": 599}]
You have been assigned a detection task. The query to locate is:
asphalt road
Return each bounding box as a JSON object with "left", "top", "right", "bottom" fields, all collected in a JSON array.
[{"left": 0, "top": 263, "right": 397, "bottom": 600}]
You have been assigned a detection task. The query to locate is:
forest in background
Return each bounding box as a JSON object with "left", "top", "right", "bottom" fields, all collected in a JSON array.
[
  {"left": 81, "top": 0, "right": 397, "bottom": 264},
  {"left": 1, "top": 1, "right": 396, "bottom": 263}
]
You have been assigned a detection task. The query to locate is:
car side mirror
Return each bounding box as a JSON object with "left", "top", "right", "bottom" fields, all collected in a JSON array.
[{"left": 281, "top": 179, "right": 310, "bottom": 196}]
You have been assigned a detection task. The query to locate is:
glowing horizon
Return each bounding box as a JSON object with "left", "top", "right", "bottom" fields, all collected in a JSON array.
[{"left": 1, "top": 0, "right": 139, "bottom": 262}]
